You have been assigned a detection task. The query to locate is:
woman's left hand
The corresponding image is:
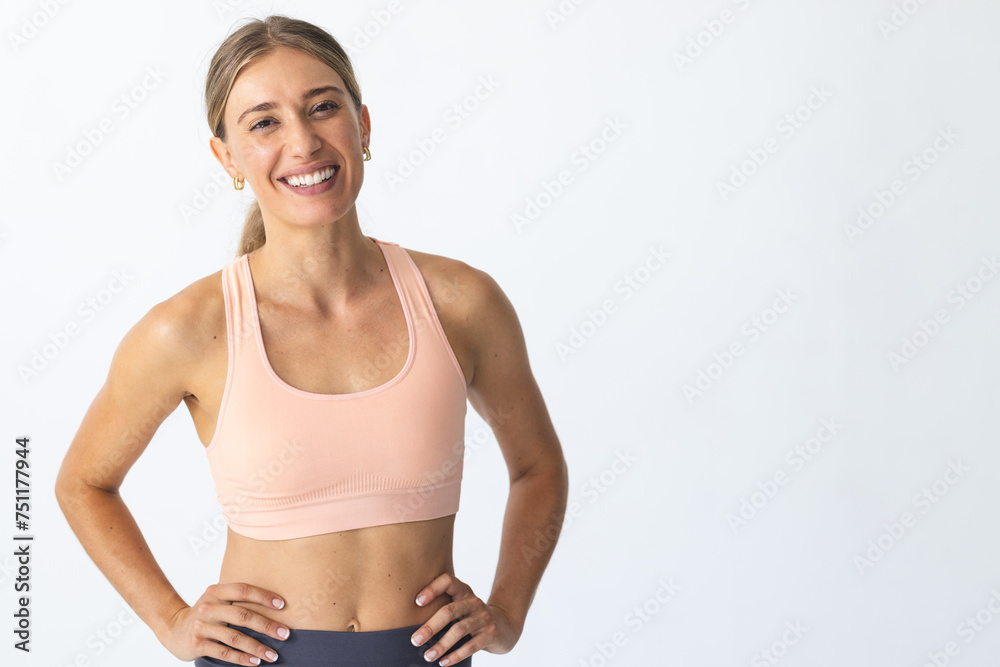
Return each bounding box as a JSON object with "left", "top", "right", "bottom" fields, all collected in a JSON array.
[{"left": 410, "top": 573, "right": 518, "bottom": 665}]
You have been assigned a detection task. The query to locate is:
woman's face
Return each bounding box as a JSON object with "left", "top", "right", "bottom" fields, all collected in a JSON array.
[{"left": 210, "top": 46, "right": 370, "bottom": 231}]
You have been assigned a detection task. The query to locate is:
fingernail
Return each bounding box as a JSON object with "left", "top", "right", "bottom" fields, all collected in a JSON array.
[
  {"left": 411, "top": 633, "right": 424, "bottom": 646},
  {"left": 440, "top": 659, "right": 451, "bottom": 666},
  {"left": 266, "top": 650, "right": 278, "bottom": 661},
  {"left": 424, "top": 649, "right": 438, "bottom": 661},
  {"left": 273, "top": 598, "right": 284, "bottom": 609},
  {"left": 250, "top": 659, "right": 260, "bottom": 666},
  {"left": 278, "top": 627, "right": 290, "bottom": 639},
  {"left": 416, "top": 595, "right": 427, "bottom": 606}
]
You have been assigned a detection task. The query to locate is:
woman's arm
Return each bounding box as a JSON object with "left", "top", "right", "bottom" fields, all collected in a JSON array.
[
  {"left": 55, "top": 294, "right": 290, "bottom": 665},
  {"left": 55, "top": 298, "right": 195, "bottom": 637},
  {"left": 412, "top": 260, "right": 569, "bottom": 660},
  {"left": 461, "top": 267, "right": 570, "bottom": 641}
]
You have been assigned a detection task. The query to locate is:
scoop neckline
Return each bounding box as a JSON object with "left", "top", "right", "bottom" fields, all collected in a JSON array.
[{"left": 241, "top": 237, "right": 416, "bottom": 400}]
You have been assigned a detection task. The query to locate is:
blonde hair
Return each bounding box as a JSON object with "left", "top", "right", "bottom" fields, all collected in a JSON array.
[{"left": 205, "top": 15, "right": 363, "bottom": 257}]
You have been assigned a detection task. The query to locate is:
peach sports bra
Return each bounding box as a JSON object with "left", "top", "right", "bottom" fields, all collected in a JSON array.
[{"left": 205, "top": 237, "right": 468, "bottom": 540}]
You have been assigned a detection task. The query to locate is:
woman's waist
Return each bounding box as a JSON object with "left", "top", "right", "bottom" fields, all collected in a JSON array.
[
  {"left": 225, "top": 589, "right": 452, "bottom": 632},
  {"left": 219, "top": 525, "right": 455, "bottom": 630}
]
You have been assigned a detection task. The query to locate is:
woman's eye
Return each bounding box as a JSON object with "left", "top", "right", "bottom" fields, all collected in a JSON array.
[{"left": 248, "top": 102, "right": 338, "bottom": 131}]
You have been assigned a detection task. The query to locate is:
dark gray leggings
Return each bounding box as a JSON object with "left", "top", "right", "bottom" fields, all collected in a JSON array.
[{"left": 193, "top": 619, "right": 472, "bottom": 666}]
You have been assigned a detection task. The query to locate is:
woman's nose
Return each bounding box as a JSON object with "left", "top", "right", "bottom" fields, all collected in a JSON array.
[{"left": 287, "top": 117, "right": 322, "bottom": 157}]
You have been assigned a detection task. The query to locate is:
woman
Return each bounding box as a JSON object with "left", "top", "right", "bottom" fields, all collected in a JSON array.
[{"left": 55, "top": 15, "right": 568, "bottom": 666}]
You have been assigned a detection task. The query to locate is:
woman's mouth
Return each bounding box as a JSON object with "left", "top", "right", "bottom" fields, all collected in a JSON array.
[{"left": 279, "top": 166, "right": 339, "bottom": 193}]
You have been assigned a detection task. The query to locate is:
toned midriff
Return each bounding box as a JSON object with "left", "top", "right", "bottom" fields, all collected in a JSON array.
[{"left": 218, "top": 515, "right": 456, "bottom": 631}]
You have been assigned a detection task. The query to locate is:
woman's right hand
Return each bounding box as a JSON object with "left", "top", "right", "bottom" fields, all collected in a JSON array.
[{"left": 159, "top": 583, "right": 290, "bottom": 665}]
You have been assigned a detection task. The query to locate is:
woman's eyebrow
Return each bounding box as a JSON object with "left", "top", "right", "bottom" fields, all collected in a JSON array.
[{"left": 237, "top": 86, "right": 346, "bottom": 125}]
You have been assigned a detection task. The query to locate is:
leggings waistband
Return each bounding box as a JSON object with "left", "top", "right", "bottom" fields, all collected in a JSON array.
[{"left": 193, "top": 619, "right": 472, "bottom": 666}]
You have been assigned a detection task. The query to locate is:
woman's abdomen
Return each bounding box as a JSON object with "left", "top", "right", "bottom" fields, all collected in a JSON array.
[{"left": 218, "top": 515, "right": 456, "bottom": 631}]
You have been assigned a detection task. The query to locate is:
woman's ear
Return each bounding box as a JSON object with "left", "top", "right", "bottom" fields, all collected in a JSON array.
[
  {"left": 359, "top": 104, "right": 371, "bottom": 146},
  {"left": 209, "top": 136, "right": 238, "bottom": 178}
]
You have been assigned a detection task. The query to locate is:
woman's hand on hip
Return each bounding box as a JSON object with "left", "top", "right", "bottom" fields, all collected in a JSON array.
[
  {"left": 158, "top": 583, "right": 290, "bottom": 665},
  {"left": 410, "top": 573, "right": 518, "bottom": 665}
]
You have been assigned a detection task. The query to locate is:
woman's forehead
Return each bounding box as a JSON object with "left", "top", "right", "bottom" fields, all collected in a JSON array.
[{"left": 229, "top": 47, "right": 345, "bottom": 105}]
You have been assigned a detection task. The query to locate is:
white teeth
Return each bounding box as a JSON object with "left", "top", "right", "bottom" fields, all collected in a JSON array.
[{"left": 286, "top": 167, "right": 336, "bottom": 187}]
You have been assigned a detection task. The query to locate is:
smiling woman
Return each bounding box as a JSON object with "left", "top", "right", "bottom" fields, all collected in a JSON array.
[{"left": 54, "top": 14, "right": 568, "bottom": 667}]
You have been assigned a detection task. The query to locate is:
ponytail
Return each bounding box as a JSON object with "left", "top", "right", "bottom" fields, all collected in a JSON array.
[{"left": 237, "top": 200, "right": 265, "bottom": 257}]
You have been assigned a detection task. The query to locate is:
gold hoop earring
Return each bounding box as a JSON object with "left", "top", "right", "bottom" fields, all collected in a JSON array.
[
  {"left": 233, "top": 176, "right": 245, "bottom": 191},
  {"left": 363, "top": 146, "right": 372, "bottom": 161}
]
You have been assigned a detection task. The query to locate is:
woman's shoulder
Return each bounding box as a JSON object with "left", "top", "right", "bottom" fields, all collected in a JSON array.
[
  {"left": 154, "top": 264, "right": 225, "bottom": 325},
  {"left": 123, "top": 265, "right": 227, "bottom": 366},
  {"left": 398, "top": 244, "right": 519, "bottom": 338},
  {"left": 399, "top": 245, "right": 498, "bottom": 314}
]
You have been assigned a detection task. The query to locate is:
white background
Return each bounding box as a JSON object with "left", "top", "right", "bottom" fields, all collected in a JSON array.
[{"left": 3, "top": 0, "right": 1000, "bottom": 665}]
